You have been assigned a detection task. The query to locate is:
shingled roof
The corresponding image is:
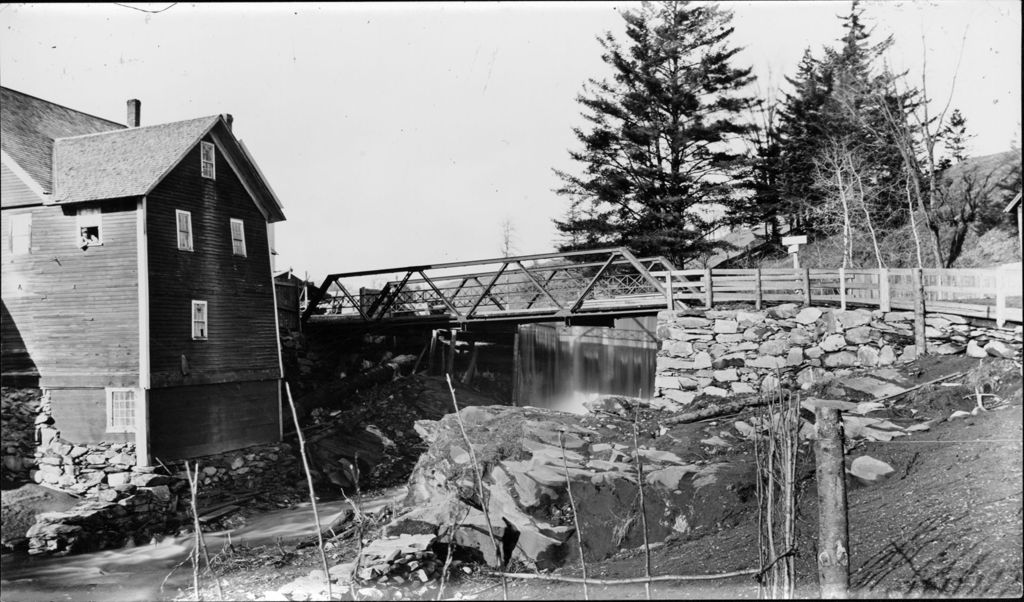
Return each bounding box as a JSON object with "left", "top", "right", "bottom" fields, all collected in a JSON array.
[
  {"left": 2, "top": 86, "right": 285, "bottom": 222},
  {"left": 1, "top": 87, "right": 124, "bottom": 192},
  {"left": 52, "top": 115, "right": 220, "bottom": 204}
]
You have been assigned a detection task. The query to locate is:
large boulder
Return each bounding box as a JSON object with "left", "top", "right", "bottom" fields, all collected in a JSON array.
[
  {"left": 1, "top": 484, "right": 80, "bottom": 551},
  {"left": 386, "top": 405, "right": 753, "bottom": 570}
]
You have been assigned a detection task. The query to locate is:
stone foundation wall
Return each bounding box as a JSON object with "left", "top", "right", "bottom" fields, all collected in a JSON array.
[
  {"left": 654, "top": 303, "right": 1022, "bottom": 408},
  {"left": 1, "top": 387, "right": 41, "bottom": 486}
]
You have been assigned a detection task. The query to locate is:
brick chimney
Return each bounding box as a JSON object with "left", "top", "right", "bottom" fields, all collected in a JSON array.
[
  {"left": 222, "top": 113, "right": 233, "bottom": 132},
  {"left": 127, "top": 99, "right": 141, "bottom": 127}
]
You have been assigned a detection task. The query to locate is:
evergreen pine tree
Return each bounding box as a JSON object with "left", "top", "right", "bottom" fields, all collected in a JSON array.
[
  {"left": 938, "top": 108, "right": 973, "bottom": 168},
  {"left": 553, "top": 1, "right": 754, "bottom": 266}
]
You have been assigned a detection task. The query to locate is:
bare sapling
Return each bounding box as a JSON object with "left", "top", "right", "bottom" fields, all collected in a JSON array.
[
  {"left": 182, "top": 461, "right": 224, "bottom": 601},
  {"left": 753, "top": 387, "right": 799, "bottom": 599},
  {"left": 632, "top": 410, "right": 652, "bottom": 600},
  {"left": 446, "top": 373, "right": 508, "bottom": 601},
  {"left": 185, "top": 461, "right": 202, "bottom": 601},
  {"left": 559, "top": 430, "right": 589, "bottom": 600},
  {"left": 285, "top": 382, "right": 332, "bottom": 601}
]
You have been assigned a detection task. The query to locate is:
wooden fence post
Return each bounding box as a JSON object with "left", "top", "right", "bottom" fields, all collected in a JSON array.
[
  {"left": 802, "top": 268, "right": 812, "bottom": 306},
  {"left": 995, "top": 268, "right": 1007, "bottom": 328},
  {"left": 704, "top": 268, "right": 713, "bottom": 309},
  {"left": 665, "top": 272, "right": 673, "bottom": 310},
  {"left": 912, "top": 268, "right": 927, "bottom": 355},
  {"left": 878, "top": 268, "right": 891, "bottom": 313},
  {"left": 814, "top": 407, "right": 849, "bottom": 599},
  {"left": 754, "top": 268, "right": 763, "bottom": 310},
  {"left": 838, "top": 267, "right": 847, "bottom": 311}
]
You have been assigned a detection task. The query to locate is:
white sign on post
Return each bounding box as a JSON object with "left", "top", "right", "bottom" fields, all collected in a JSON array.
[{"left": 782, "top": 234, "right": 807, "bottom": 268}]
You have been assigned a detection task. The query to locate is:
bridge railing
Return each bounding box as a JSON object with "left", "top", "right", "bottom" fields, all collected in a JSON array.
[
  {"left": 656, "top": 266, "right": 1023, "bottom": 326},
  {"left": 302, "top": 247, "right": 677, "bottom": 324}
]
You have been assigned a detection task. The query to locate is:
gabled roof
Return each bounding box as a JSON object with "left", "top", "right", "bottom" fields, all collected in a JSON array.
[
  {"left": 53, "top": 115, "right": 219, "bottom": 204},
  {"left": 2, "top": 86, "right": 285, "bottom": 222},
  {"left": 1, "top": 87, "right": 125, "bottom": 192}
]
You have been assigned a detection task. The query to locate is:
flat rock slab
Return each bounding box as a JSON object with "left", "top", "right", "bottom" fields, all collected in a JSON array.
[{"left": 839, "top": 376, "right": 908, "bottom": 399}]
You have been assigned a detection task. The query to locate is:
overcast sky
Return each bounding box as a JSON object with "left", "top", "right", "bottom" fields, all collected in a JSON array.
[{"left": 1, "top": 1, "right": 1020, "bottom": 283}]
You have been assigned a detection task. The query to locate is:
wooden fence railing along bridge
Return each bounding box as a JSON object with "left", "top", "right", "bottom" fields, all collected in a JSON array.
[{"left": 301, "top": 247, "right": 1023, "bottom": 329}]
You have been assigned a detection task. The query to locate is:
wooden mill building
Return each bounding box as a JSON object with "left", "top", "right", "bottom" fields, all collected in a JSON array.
[{"left": 1, "top": 87, "right": 286, "bottom": 463}]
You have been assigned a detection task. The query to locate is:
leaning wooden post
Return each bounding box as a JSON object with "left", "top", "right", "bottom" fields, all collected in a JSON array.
[
  {"left": 814, "top": 408, "right": 849, "bottom": 599},
  {"left": 703, "top": 268, "right": 713, "bottom": 309},
  {"left": 447, "top": 329, "right": 458, "bottom": 376},
  {"left": 754, "top": 268, "right": 763, "bottom": 310},
  {"left": 801, "top": 268, "right": 812, "bottom": 306},
  {"left": 912, "top": 268, "right": 927, "bottom": 355},
  {"left": 427, "top": 329, "right": 438, "bottom": 375}
]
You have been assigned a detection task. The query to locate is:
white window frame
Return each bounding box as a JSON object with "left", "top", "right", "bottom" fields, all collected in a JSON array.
[
  {"left": 200, "top": 141, "right": 216, "bottom": 180},
  {"left": 192, "top": 300, "right": 208, "bottom": 340},
  {"left": 229, "top": 218, "right": 247, "bottom": 257},
  {"left": 9, "top": 212, "right": 31, "bottom": 255},
  {"left": 77, "top": 207, "right": 102, "bottom": 248},
  {"left": 106, "top": 388, "right": 137, "bottom": 433},
  {"left": 176, "top": 209, "right": 193, "bottom": 251}
]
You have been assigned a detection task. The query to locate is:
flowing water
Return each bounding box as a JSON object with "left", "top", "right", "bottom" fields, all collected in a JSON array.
[
  {"left": 515, "top": 316, "right": 658, "bottom": 413},
  {"left": 0, "top": 486, "right": 407, "bottom": 602}
]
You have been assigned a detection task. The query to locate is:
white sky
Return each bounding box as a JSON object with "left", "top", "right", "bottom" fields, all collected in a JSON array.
[{"left": 1, "top": 1, "right": 1020, "bottom": 284}]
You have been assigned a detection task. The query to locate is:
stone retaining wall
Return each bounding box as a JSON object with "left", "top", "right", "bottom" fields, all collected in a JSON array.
[{"left": 654, "top": 303, "right": 1022, "bottom": 408}]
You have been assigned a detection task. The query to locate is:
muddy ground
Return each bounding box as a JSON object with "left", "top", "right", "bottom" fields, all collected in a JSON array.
[{"left": 154, "top": 355, "right": 1023, "bottom": 601}]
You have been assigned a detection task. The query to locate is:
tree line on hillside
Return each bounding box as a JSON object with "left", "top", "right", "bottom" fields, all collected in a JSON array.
[{"left": 552, "top": 0, "right": 1022, "bottom": 269}]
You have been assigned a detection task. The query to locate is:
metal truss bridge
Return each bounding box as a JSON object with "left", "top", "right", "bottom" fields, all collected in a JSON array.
[{"left": 301, "top": 248, "right": 679, "bottom": 330}]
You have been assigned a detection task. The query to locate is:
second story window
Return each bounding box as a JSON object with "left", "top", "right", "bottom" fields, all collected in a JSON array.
[
  {"left": 200, "top": 141, "right": 216, "bottom": 179},
  {"left": 229, "top": 218, "right": 246, "bottom": 257},
  {"left": 176, "top": 210, "right": 193, "bottom": 251},
  {"left": 192, "top": 300, "right": 208, "bottom": 340},
  {"left": 77, "top": 207, "right": 102, "bottom": 249},
  {"left": 9, "top": 212, "right": 31, "bottom": 255}
]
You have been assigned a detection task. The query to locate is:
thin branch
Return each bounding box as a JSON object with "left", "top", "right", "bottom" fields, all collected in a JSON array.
[
  {"left": 285, "top": 382, "right": 332, "bottom": 601},
  {"left": 632, "top": 411, "right": 652, "bottom": 600},
  {"left": 494, "top": 569, "right": 759, "bottom": 585},
  {"left": 113, "top": 2, "right": 178, "bottom": 14},
  {"left": 559, "top": 431, "right": 589, "bottom": 600},
  {"left": 446, "top": 374, "right": 508, "bottom": 600}
]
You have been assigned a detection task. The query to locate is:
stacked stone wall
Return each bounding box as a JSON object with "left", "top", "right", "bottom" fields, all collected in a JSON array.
[{"left": 654, "top": 303, "right": 1022, "bottom": 407}]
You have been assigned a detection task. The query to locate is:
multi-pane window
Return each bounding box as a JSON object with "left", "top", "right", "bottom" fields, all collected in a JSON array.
[
  {"left": 192, "top": 300, "right": 208, "bottom": 340},
  {"left": 200, "top": 141, "right": 216, "bottom": 179},
  {"left": 176, "top": 209, "right": 193, "bottom": 251},
  {"left": 9, "top": 212, "right": 31, "bottom": 255},
  {"left": 77, "top": 207, "right": 102, "bottom": 248},
  {"left": 229, "top": 218, "right": 246, "bottom": 257},
  {"left": 106, "top": 388, "right": 136, "bottom": 433}
]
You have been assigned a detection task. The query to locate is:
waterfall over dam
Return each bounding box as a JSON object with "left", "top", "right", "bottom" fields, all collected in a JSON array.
[{"left": 515, "top": 316, "right": 658, "bottom": 413}]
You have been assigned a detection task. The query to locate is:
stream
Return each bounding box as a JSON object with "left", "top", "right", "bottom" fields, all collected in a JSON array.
[{"left": 0, "top": 486, "right": 407, "bottom": 602}]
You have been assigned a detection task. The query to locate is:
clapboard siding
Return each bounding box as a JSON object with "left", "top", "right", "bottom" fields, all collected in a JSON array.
[
  {"left": 1, "top": 162, "right": 43, "bottom": 208},
  {"left": 146, "top": 139, "right": 281, "bottom": 388},
  {"left": 149, "top": 379, "right": 278, "bottom": 459},
  {"left": 1, "top": 200, "right": 140, "bottom": 390},
  {"left": 50, "top": 387, "right": 135, "bottom": 444}
]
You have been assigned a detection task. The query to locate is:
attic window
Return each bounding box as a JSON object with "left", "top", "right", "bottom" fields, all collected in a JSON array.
[
  {"left": 9, "top": 212, "right": 31, "bottom": 255},
  {"left": 229, "top": 218, "right": 246, "bottom": 257},
  {"left": 106, "top": 388, "right": 136, "bottom": 433},
  {"left": 176, "top": 210, "right": 193, "bottom": 251},
  {"left": 77, "top": 207, "right": 102, "bottom": 249},
  {"left": 201, "top": 141, "right": 216, "bottom": 179},
  {"left": 192, "top": 300, "right": 208, "bottom": 340}
]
